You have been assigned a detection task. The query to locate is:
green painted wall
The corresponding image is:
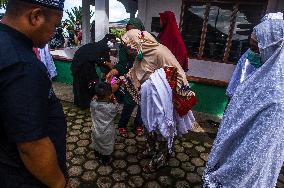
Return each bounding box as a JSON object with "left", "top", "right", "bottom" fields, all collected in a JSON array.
[
  {"left": 54, "top": 60, "right": 73, "bottom": 85},
  {"left": 190, "top": 82, "right": 228, "bottom": 118}
]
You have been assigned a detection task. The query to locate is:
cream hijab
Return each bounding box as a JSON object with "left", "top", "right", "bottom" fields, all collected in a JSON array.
[{"left": 121, "top": 29, "right": 192, "bottom": 97}]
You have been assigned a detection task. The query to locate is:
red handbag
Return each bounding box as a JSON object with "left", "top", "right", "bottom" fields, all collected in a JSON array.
[
  {"left": 163, "top": 67, "right": 197, "bottom": 116},
  {"left": 173, "top": 93, "right": 197, "bottom": 116}
]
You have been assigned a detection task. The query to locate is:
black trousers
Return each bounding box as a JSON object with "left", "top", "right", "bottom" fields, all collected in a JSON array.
[{"left": 118, "top": 104, "right": 143, "bottom": 129}]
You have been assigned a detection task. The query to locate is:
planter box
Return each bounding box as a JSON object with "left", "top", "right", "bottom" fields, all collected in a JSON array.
[{"left": 190, "top": 82, "right": 228, "bottom": 119}]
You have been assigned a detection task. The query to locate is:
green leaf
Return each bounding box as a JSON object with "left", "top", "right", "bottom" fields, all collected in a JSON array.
[
  {"left": 0, "top": 0, "right": 8, "bottom": 9},
  {"left": 64, "top": 6, "right": 94, "bottom": 28}
]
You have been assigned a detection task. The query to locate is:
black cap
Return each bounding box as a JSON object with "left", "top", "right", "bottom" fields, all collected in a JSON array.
[{"left": 19, "top": 0, "right": 65, "bottom": 11}]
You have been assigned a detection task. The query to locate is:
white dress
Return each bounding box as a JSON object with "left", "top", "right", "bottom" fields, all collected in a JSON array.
[{"left": 140, "top": 68, "right": 195, "bottom": 151}]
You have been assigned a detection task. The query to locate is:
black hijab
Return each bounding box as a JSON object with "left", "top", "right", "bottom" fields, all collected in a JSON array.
[
  {"left": 97, "top": 34, "right": 116, "bottom": 49},
  {"left": 71, "top": 34, "right": 115, "bottom": 74}
]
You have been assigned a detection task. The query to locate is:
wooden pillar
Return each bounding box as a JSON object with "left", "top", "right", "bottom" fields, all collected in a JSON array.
[
  {"left": 179, "top": 0, "right": 186, "bottom": 30},
  {"left": 198, "top": 3, "right": 211, "bottom": 59},
  {"left": 95, "top": 0, "right": 109, "bottom": 41},
  {"left": 223, "top": 2, "right": 239, "bottom": 63},
  {"left": 82, "top": 0, "right": 91, "bottom": 45}
]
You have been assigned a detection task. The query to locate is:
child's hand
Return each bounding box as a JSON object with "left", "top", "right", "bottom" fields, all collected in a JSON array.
[
  {"left": 106, "top": 69, "right": 119, "bottom": 83},
  {"left": 110, "top": 94, "right": 117, "bottom": 104},
  {"left": 104, "top": 61, "right": 114, "bottom": 69},
  {"left": 111, "top": 84, "right": 120, "bottom": 93}
]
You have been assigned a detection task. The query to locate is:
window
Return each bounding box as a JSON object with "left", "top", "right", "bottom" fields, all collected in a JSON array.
[
  {"left": 151, "top": 17, "right": 161, "bottom": 33},
  {"left": 181, "top": 0, "right": 268, "bottom": 64}
]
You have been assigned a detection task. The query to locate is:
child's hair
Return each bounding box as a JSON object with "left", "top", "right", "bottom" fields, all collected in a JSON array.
[{"left": 88, "top": 81, "right": 112, "bottom": 100}]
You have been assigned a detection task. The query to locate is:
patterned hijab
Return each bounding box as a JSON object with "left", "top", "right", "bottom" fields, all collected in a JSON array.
[
  {"left": 204, "top": 19, "right": 284, "bottom": 187},
  {"left": 121, "top": 29, "right": 159, "bottom": 57},
  {"left": 261, "top": 12, "right": 283, "bottom": 22},
  {"left": 121, "top": 29, "right": 192, "bottom": 102}
]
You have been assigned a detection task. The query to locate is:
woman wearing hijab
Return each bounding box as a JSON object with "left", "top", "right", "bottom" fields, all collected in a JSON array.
[
  {"left": 120, "top": 29, "right": 196, "bottom": 172},
  {"left": 226, "top": 12, "right": 283, "bottom": 99},
  {"left": 203, "top": 17, "right": 284, "bottom": 188},
  {"left": 225, "top": 12, "right": 284, "bottom": 112},
  {"left": 159, "top": 11, "right": 189, "bottom": 71},
  {"left": 107, "top": 18, "right": 146, "bottom": 138},
  {"left": 71, "top": 34, "right": 116, "bottom": 109},
  {"left": 226, "top": 34, "right": 258, "bottom": 99}
]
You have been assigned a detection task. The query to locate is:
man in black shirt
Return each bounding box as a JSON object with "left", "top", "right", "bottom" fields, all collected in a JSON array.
[{"left": 0, "top": 0, "right": 69, "bottom": 187}]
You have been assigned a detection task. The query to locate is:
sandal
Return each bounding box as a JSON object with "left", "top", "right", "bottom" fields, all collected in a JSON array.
[
  {"left": 136, "top": 127, "right": 144, "bottom": 136},
  {"left": 119, "top": 128, "right": 128, "bottom": 138},
  {"left": 137, "top": 149, "right": 154, "bottom": 160},
  {"left": 143, "top": 163, "right": 157, "bottom": 173},
  {"left": 99, "top": 156, "right": 113, "bottom": 166}
]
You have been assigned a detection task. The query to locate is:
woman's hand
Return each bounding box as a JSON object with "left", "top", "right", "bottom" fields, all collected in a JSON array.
[
  {"left": 111, "top": 83, "right": 120, "bottom": 93},
  {"left": 106, "top": 69, "right": 119, "bottom": 83},
  {"left": 109, "top": 94, "right": 117, "bottom": 104},
  {"left": 104, "top": 61, "right": 114, "bottom": 69}
]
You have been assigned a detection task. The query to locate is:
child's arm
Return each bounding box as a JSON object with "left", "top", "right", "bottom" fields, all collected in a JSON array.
[
  {"left": 104, "top": 61, "right": 115, "bottom": 70},
  {"left": 109, "top": 93, "right": 117, "bottom": 104},
  {"left": 110, "top": 76, "right": 123, "bottom": 93},
  {"left": 111, "top": 83, "right": 120, "bottom": 93}
]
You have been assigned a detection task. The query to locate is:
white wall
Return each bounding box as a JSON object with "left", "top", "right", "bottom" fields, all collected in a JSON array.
[
  {"left": 138, "top": 0, "right": 182, "bottom": 32},
  {"left": 187, "top": 59, "right": 236, "bottom": 83}
]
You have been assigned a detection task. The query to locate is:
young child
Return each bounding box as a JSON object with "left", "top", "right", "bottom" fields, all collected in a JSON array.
[{"left": 89, "top": 81, "right": 118, "bottom": 165}]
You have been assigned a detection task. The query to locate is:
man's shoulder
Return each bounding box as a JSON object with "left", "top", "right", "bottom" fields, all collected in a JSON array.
[{"left": 0, "top": 31, "right": 22, "bottom": 71}]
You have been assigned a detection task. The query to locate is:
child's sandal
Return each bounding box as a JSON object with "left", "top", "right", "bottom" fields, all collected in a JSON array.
[
  {"left": 119, "top": 128, "right": 128, "bottom": 138},
  {"left": 136, "top": 127, "right": 144, "bottom": 136},
  {"left": 143, "top": 164, "right": 156, "bottom": 173}
]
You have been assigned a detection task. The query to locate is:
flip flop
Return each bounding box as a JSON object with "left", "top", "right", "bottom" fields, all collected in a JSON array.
[
  {"left": 119, "top": 128, "right": 128, "bottom": 138},
  {"left": 136, "top": 127, "right": 144, "bottom": 136},
  {"left": 143, "top": 164, "right": 156, "bottom": 173}
]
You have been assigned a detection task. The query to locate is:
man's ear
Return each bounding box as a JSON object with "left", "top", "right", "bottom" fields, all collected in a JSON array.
[{"left": 29, "top": 8, "right": 44, "bottom": 26}]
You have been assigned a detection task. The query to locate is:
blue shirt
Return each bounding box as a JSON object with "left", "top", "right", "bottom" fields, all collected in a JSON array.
[{"left": 0, "top": 23, "right": 67, "bottom": 187}]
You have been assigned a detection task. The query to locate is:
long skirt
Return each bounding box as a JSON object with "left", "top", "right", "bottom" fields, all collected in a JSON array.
[{"left": 140, "top": 68, "right": 195, "bottom": 169}]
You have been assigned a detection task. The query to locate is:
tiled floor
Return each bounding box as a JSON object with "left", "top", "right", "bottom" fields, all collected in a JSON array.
[{"left": 61, "top": 101, "right": 284, "bottom": 188}]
